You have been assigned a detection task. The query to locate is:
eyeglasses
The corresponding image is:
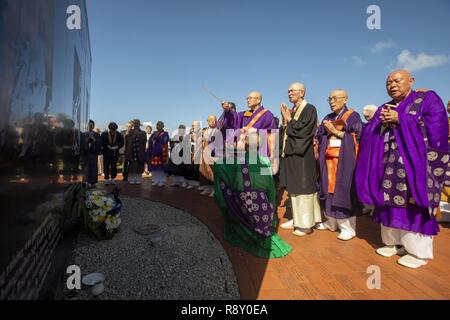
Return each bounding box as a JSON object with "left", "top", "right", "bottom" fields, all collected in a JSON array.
[
  {"left": 328, "top": 96, "right": 347, "bottom": 102},
  {"left": 247, "top": 97, "right": 259, "bottom": 100}
]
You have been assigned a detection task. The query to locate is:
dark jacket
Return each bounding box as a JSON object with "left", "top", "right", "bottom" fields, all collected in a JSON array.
[
  {"left": 81, "top": 131, "right": 101, "bottom": 156},
  {"left": 101, "top": 131, "right": 124, "bottom": 157}
]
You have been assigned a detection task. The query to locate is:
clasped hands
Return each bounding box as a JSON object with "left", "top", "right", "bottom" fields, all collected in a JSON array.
[
  {"left": 280, "top": 103, "right": 292, "bottom": 123},
  {"left": 323, "top": 120, "right": 341, "bottom": 137},
  {"left": 380, "top": 104, "right": 399, "bottom": 125}
]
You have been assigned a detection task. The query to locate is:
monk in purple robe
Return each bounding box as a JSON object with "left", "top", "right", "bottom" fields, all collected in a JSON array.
[
  {"left": 355, "top": 70, "right": 449, "bottom": 269},
  {"left": 213, "top": 92, "right": 292, "bottom": 258},
  {"left": 317, "top": 89, "right": 363, "bottom": 241},
  {"left": 219, "top": 92, "right": 277, "bottom": 167}
]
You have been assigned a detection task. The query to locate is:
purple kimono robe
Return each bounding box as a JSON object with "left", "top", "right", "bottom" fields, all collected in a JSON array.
[
  {"left": 317, "top": 107, "right": 363, "bottom": 219},
  {"left": 355, "top": 91, "right": 449, "bottom": 235},
  {"left": 147, "top": 131, "right": 170, "bottom": 171},
  {"left": 218, "top": 106, "right": 277, "bottom": 158}
]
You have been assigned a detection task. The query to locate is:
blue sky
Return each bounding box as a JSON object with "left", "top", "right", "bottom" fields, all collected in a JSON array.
[{"left": 86, "top": 0, "right": 450, "bottom": 131}]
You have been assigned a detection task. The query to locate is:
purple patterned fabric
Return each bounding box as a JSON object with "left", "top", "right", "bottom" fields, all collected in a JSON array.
[
  {"left": 381, "top": 131, "right": 409, "bottom": 208},
  {"left": 219, "top": 164, "right": 275, "bottom": 238}
]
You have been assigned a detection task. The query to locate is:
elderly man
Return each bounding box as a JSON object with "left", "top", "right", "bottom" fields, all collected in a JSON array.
[
  {"left": 278, "top": 83, "right": 322, "bottom": 236},
  {"left": 356, "top": 70, "right": 449, "bottom": 268},
  {"left": 363, "top": 105, "right": 378, "bottom": 122},
  {"left": 213, "top": 91, "right": 292, "bottom": 258},
  {"left": 317, "top": 89, "right": 363, "bottom": 241}
]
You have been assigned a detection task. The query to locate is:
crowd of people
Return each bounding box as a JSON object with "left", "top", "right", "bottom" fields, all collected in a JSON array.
[
  {"left": 81, "top": 117, "right": 221, "bottom": 198},
  {"left": 81, "top": 69, "right": 449, "bottom": 269}
]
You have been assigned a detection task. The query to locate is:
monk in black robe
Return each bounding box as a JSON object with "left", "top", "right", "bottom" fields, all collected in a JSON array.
[{"left": 279, "top": 82, "right": 323, "bottom": 236}]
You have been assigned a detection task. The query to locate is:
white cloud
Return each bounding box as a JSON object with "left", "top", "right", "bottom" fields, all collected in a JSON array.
[
  {"left": 396, "top": 50, "right": 450, "bottom": 72},
  {"left": 351, "top": 56, "right": 366, "bottom": 66},
  {"left": 372, "top": 39, "right": 397, "bottom": 53}
]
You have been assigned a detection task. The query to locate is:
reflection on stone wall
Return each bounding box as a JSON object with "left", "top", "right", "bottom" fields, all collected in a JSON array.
[{"left": 0, "top": 0, "right": 91, "bottom": 299}]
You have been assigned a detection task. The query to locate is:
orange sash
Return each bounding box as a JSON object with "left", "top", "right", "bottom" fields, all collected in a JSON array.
[
  {"left": 244, "top": 108, "right": 268, "bottom": 130},
  {"left": 238, "top": 108, "right": 274, "bottom": 156},
  {"left": 325, "top": 109, "right": 359, "bottom": 193}
]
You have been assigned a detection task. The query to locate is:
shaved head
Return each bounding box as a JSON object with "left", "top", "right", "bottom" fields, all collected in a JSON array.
[
  {"left": 328, "top": 89, "right": 348, "bottom": 114},
  {"left": 249, "top": 91, "right": 262, "bottom": 100},
  {"left": 386, "top": 69, "right": 415, "bottom": 103},
  {"left": 388, "top": 69, "right": 413, "bottom": 80},
  {"left": 247, "top": 91, "right": 263, "bottom": 110},
  {"left": 330, "top": 89, "right": 348, "bottom": 99},
  {"left": 288, "top": 82, "right": 306, "bottom": 105},
  {"left": 289, "top": 82, "right": 305, "bottom": 92}
]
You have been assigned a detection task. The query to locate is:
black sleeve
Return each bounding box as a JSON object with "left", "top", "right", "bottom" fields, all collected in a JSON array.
[
  {"left": 117, "top": 132, "right": 125, "bottom": 149},
  {"left": 286, "top": 105, "right": 318, "bottom": 139},
  {"left": 100, "top": 132, "right": 107, "bottom": 149}
]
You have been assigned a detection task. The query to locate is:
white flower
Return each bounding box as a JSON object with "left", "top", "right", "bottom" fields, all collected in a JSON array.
[
  {"left": 92, "top": 197, "right": 106, "bottom": 208},
  {"left": 89, "top": 190, "right": 106, "bottom": 196},
  {"left": 104, "top": 198, "right": 114, "bottom": 207}
]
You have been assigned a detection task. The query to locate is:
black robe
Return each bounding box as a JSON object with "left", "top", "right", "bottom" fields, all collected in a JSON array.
[
  {"left": 279, "top": 103, "right": 318, "bottom": 195},
  {"left": 81, "top": 131, "right": 102, "bottom": 184}
]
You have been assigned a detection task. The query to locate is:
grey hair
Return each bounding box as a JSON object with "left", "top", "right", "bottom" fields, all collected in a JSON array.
[{"left": 363, "top": 105, "right": 378, "bottom": 113}]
